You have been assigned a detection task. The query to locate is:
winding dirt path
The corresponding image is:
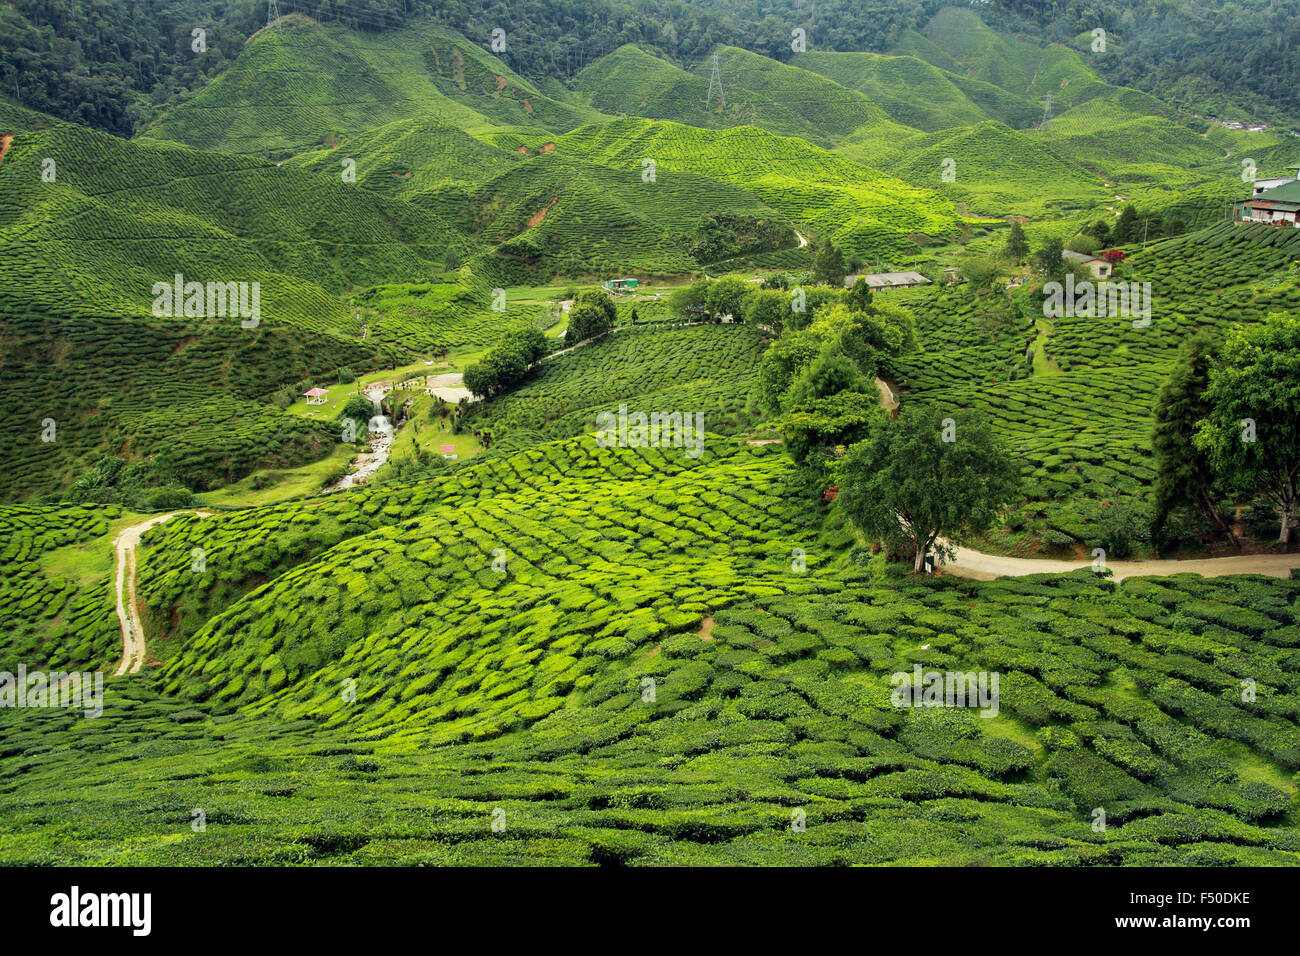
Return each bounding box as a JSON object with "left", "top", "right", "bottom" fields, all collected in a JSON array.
[
  {"left": 113, "top": 511, "right": 211, "bottom": 676},
  {"left": 940, "top": 540, "right": 1299, "bottom": 582},
  {"left": 875, "top": 377, "right": 898, "bottom": 412}
]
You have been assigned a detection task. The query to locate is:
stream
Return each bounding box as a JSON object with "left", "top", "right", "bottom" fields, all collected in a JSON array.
[
  {"left": 321, "top": 372, "right": 469, "bottom": 493},
  {"left": 322, "top": 383, "right": 395, "bottom": 492}
]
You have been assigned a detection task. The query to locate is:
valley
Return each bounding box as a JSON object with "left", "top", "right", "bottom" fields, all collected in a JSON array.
[{"left": 0, "top": 1, "right": 1298, "bottom": 871}]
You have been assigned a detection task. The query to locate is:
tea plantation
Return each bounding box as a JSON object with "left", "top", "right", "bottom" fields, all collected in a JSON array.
[
  {"left": 1, "top": 438, "right": 1297, "bottom": 863},
  {"left": 1, "top": 2, "right": 1298, "bottom": 870}
]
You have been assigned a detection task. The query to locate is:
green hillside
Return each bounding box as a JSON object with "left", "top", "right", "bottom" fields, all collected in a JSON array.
[
  {"left": 142, "top": 16, "right": 602, "bottom": 158},
  {"left": 574, "top": 44, "right": 913, "bottom": 148},
  {"left": 844, "top": 120, "right": 1109, "bottom": 217},
  {"left": 918, "top": 7, "right": 1108, "bottom": 113},
  {"left": 2, "top": 435, "right": 1297, "bottom": 864},
  {"left": 573, "top": 45, "right": 717, "bottom": 126},
  {"left": 556, "top": 118, "right": 964, "bottom": 260},
  {"left": 792, "top": 51, "right": 991, "bottom": 132},
  {"left": 282, "top": 116, "right": 523, "bottom": 201},
  {"left": 465, "top": 152, "right": 802, "bottom": 279},
  {"left": 0, "top": 112, "right": 463, "bottom": 332},
  {"left": 1034, "top": 93, "right": 1235, "bottom": 185}
]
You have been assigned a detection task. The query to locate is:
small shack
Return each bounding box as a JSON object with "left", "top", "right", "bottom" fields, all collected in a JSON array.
[
  {"left": 843, "top": 271, "right": 931, "bottom": 291},
  {"left": 1234, "top": 180, "right": 1300, "bottom": 228},
  {"left": 1063, "top": 250, "right": 1113, "bottom": 279},
  {"left": 603, "top": 277, "right": 639, "bottom": 292},
  {"left": 303, "top": 387, "right": 329, "bottom": 405}
]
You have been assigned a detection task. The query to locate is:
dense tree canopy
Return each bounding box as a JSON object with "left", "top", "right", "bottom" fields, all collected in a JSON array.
[
  {"left": 837, "top": 406, "right": 1021, "bottom": 572},
  {"left": 1151, "top": 332, "right": 1236, "bottom": 545},
  {"left": 1195, "top": 314, "right": 1300, "bottom": 543}
]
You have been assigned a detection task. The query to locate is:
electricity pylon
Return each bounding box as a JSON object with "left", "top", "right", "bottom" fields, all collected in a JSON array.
[{"left": 705, "top": 54, "right": 724, "bottom": 109}]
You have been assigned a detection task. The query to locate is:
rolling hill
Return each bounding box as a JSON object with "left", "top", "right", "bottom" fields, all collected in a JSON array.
[
  {"left": 142, "top": 16, "right": 604, "bottom": 158},
  {"left": 555, "top": 117, "right": 966, "bottom": 260},
  {"left": 574, "top": 43, "right": 914, "bottom": 148}
]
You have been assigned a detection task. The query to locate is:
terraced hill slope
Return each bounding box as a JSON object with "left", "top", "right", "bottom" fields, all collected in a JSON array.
[
  {"left": 792, "top": 50, "right": 1022, "bottom": 132},
  {"left": 845, "top": 120, "right": 1110, "bottom": 217},
  {"left": 574, "top": 44, "right": 912, "bottom": 148},
  {"left": 142, "top": 16, "right": 604, "bottom": 158},
  {"left": 0, "top": 105, "right": 463, "bottom": 331},
  {"left": 2, "top": 434, "right": 1297, "bottom": 864},
  {"left": 916, "top": 7, "right": 1110, "bottom": 112},
  {"left": 554, "top": 118, "right": 964, "bottom": 260}
]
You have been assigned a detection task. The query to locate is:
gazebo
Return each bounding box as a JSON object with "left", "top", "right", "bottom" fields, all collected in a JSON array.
[{"left": 303, "top": 387, "right": 329, "bottom": 405}]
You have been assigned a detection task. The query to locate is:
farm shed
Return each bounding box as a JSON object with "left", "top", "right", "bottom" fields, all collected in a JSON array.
[
  {"left": 1063, "top": 250, "right": 1113, "bottom": 279},
  {"left": 843, "top": 271, "right": 931, "bottom": 291}
]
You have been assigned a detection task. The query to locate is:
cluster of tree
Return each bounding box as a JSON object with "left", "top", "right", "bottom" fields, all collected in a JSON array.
[
  {"left": 689, "top": 213, "right": 794, "bottom": 264},
  {"left": 1080, "top": 206, "right": 1187, "bottom": 249},
  {"left": 564, "top": 289, "right": 616, "bottom": 346},
  {"left": 463, "top": 325, "right": 549, "bottom": 399},
  {"left": 1152, "top": 314, "right": 1300, "bottom": 546},
  {"left": 62, "top": 455, "right": 196, "bottom": 511},
  {"left": 336, "top": 394, "right": 379, "bottom": 442},
  {"left": 0, "top": 0, "right": 266, "bottom": 136},
  {"left": 670, "top": 273, "right": 839, "bottom": 335},
  {"left": 752, "top": 277, "right": 918, "bottom": 499}
]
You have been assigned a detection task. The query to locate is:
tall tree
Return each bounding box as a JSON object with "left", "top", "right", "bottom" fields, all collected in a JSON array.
[
  {"left": 845, "top": 276, "right": 875, "bottom": 314},
  {"left": 1004, "top": 220, "right": 1029, "bottom": 263},
  {"left": 1195, "top": 314, "right": 1300, "bottom": 543},
  {"left": 813, "top": 242, "right": 847, "bottom": 287},
  {"left": 565, "top": 289, "right": 616, "bottom": 346},
  {"left": 1032, "top": 236, "right": 1065, "bottom": 278},
  {"left": 1113, "top": 204, "right": 1140, "bottom": 244},
  {"left": 838, "top": 406, "right": 1021, "bottom": 572},
  {"left": 1151, "top": 332, "right": 1237, "bottom": 546}
]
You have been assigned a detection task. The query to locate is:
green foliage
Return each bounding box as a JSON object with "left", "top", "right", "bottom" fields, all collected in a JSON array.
[
  {"left": 565, "top": 290, "right": 617, "bottom": 347},
  {"left": 1196, "top": 313, "right": 1300, "bottom": 542},
  {"left": 463, "top": 326, "right": 549, "bottom": 401},
  {"left": 1151, "top": 333, "right": 1236, "bottom": 543},
  {"left": 1033, "top": 236, "right": 1066, "bottom": 279},
  {"left": 691, "top": 213, "right": 793, "bottom": 264},
  {"left": 814, "top": 243, "right": 847, "bottom": 287},
  {"left": 1004, "top": 221, "right": 1029, "bottom": 264},
  {"left": 838, "top": 405, "right": 1021, "bottom": 571}
]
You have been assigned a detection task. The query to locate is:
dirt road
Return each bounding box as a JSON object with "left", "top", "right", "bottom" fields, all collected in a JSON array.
[
  {"left": 112, "top": 511, "right": 210, "bottom": 676},
  {"left": 942, "top": 540, "right": 1299, "bottom": 582},
  {"left": 875, "top": 377, "right": 899, "bottom": 412}
]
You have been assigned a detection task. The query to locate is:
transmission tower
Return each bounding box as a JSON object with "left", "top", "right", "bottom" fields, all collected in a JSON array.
[
  {"left": 1040, "top": 94, "right": 1053, "bottom": 128},
  {"left": 704, "top": 54, "right": 724, "bottom": 109},
  {"left": 267, "top": 0, "right": 281, "bottom": 29}
]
